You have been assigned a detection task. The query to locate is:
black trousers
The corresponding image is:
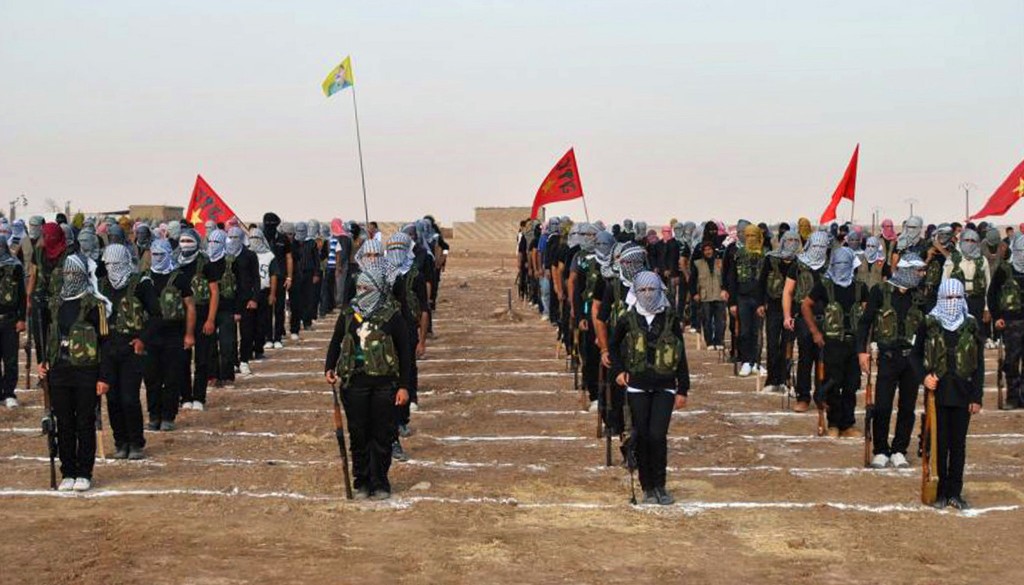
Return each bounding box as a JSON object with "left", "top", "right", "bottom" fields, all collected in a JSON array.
[
  {"left": 872, "top": 351, "right": 919, "bottom": 456},
  {"left": 627, "top": 390, "right": 675, "bottom": 492},
  {"left": 144, "top": 340, "right": 186, "bottom": 423},
  {"left": 580, "top": 323, "right": 599, "bottom": 401},
  {"left": 737, "top": 295, "right": 762, "bottom": 365},
  {"left": 700, "top": 301, "right": 725, "bottom": 347},
  {"left": 50, "top": 375, "right": 97, "bottom": 479},
  {"left": 1002, "top": 320, "right": 1024, "bottom": 405},
  {"left": 795, "top": 317, "right": 821, "bottom": 402},
  {"left": 30, "top": 296, "right": 50, "bottom": 365},
  {"left": 239, "top": 307, "right": 256, "bottom": 363},
  {"left": 254, "top": 289, "right": 271, "bottom": 356},
  {"left": 397, "top": 327, "right": 419, "bottom": 427},
  {"left": 290, "top": 275, "right": 312, "bottom": 334},
  {"left": 216, "top": 310, "right": 238, "bottom": 382},
  {"left": 936, "top": 405, "right": 971, "bottom": 499},
  {"left": 321, "top": 267, "right": 337, "bottom": 316},
  {"left": 105, "top": 341, "right": 146, "bottom": 449},
  {"left": 273, "top": 280, "right": 287, "bottom": 342},
  {"left": 823, "top": 339, "right": 859, "bottom": 430},
  {"left": 185, "top": 305, "right": 213, "bottom": 405},
  {"left": 0, "top": 321, "right": 18, "bottom": 398},
  {"left": 599, "top": 379, "right": 627, "bottom": 436},
  {"left": 967, "top": 296, "right": 986, "bottom": 339},
  {"left": 344, "top": 383, "right": 397, "bottom": 493},
  {"left": 765, "top": 303, "right": 790, "bottom": 386}
]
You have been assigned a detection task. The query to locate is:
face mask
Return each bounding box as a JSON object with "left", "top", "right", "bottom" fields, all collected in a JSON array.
[
  {"left": 102, "top": 244, "right": 135, "bottom": 289},
  {"left": 743, "top": 225, "right": 763, "bottom": 254},
  {"left": 826, "top": 247, "right": 856, "bottom": 287},
  {"left": 959, "top": 229, "right": 981, "bottom": 260}
]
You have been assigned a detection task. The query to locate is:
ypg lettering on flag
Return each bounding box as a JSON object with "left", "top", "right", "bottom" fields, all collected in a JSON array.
[{"left": 555, "top": 160, "right": 578, "bottom": 194}]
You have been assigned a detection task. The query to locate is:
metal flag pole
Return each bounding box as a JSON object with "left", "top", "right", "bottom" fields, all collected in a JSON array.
[
  {"left": 350, "top": 84, "right": 370, "bottom": 227},
  {"left": 580, "top": 193, "right": 591, "bottom": 222}
]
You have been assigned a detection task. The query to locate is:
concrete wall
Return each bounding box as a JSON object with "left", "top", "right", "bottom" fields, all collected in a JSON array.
[{"left": 129, "top": 205, "right": 184, "bottom": 222}]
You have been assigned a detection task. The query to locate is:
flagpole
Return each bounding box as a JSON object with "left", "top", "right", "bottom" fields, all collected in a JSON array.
[
  {"left": 350, "top": 84, "right": 370, "bottom": 227},
  {"left": 580, "top": 193, "right": 591, "bottom": 223}
]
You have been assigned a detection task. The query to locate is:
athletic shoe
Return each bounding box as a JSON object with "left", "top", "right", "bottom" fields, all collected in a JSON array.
[
  {"left": 398, "top": 424, "right": 412, "bottom": 438},
  {"left": 113, "top": 445, "right": 130, "bottom": 460},
  {"left": 642, "top": 490, "right": 659, "bottom": 505},
  {"left": 290, "top": 333, "right": 300, "bottom": 341},
  {"left": 180, "top": 401, "right": 194, "bottom": 410},
  {"left": 890, "top": 452, "right": 910, "bottom": 469},
  {"left": 870, "top": 454, "right": 889, "bottom": 469},
  {"left": 762, "top": 384, "right": 776, "bottom": 394},
  {"left": 409, "top": 402, "right": 419, "bottom": 413},
  {"left": 757, "top": 365, "right": 768, "bottom": 376},
  {"left": 947, "top": 496, "right": 970, "bottom": 511},
  {"left": 738, "top": 363, "right": 752, "bottom": 377},
  {"left": 160, "top": 421, "right": 176, "bottom": 432},
  {"left": 931, "top": 496, "right": 948, "bottom": 509},
  {"left": 655, "top": 487, "right": 675, "bottom": 506},
  {"left": 128, "top": 445, "right": 145, "bottom": 460},
  {"left": 540, "top": 315, "right": 549, "bottom": 322},
  {"left": 146, "top": 421, "right": 161, "bottom": 431},
  {"left": 273, "top": 341, "right": 284, "bottom": 350},
  {"left": 264, "top": 341, "right": 273, "bottom": 350},
  {"left": 371, "top": 490, "right": 391, "bottom": 501},
  {"left": 72, "top": 478, "right": 92, "bottom": 492},
  {"left": 239, "top": 362, "right": 252, "bottom": 376},
  {"left": 4, "top": 397, "right": 18, "bottom": 409},
  {"left": 58, "top": 478, "right": 76, "bottom": 491},
  {"left": 234, "top": 365, "right": 241, "bottom": 374},
  {"left": 391, "top": 441, "right": 409, "bottom": 462},
  {"left": 353, "top": 487, "right": 371, "bottom": 500},
  {"left": 588, "top": 400, "right": 599, "bottom": 413},
  {"left": 192, "top": 402, "right": 205, "bottom": 412}
]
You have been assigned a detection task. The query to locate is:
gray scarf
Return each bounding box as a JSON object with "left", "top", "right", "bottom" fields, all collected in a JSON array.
[
  {"left": 353, "top": 267, "right": 388, "bottom": 318},
  {"left": 888, "top": 253, "right": 925, "bottom": 290},
  {"left": 206, "top": 229, "right": 227, "bottom": 262},
  {"left": 102, "top": 244, "right": 135, "bottom": 290},
  {"left": 826, "top": 247, "right": 856, "bottom": 287},
  {"left": 798, "top": 232, "right": 830, "bottom": 270},
  {"left": 959, "top": 229, "right": 981, "bottom": 260}
]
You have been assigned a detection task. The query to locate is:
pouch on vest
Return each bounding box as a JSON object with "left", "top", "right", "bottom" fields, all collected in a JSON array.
[
  {"left": 999, "top": 265, "right": 1022, "bottom": 313},
  {"left": 766, "top": 258, "right": 785, "bottom": 300},
  {"left": 220, "top": 258, "right": 237, "bottom": 300},
  {"left": 955, "top": 319, "right": 979, "bottom": 379},
  {"left": 158, "top": 270, "right": 186, "bottom": 321},
  {"left": 336, "top": 311, "right": 358, "bottom": 383},
  {"left": 405, "top": 265, "right": 421, "bottom": 318},
  {"left": 48, "top": 297, "right": 101, "bottom": 367},
  {"left": 113, "top": 275, "right": 148, "bottom": 336},
  {"left": 795, "top": 264, "right": 815, "bottom": 302},
  {"left": 362, "top": 305, "right": 399, "bottom": 377},
  {"left": 192, "top": 258, "right": 212, "bottom": 304},
  {"left": 0, "top": 266, "right": 18, "bottom": 307}
]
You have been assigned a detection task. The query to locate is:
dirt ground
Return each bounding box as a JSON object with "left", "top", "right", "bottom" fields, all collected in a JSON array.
[{"left": 2, "top": 240, "right": 1023, "bottom": 585}]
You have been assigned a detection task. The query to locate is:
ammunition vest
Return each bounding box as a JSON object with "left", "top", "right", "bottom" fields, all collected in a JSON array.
[
  {"left": 47, "top": 295, "right": 104, "bottom": 367},
  {"left": 948, "top": 251, "right": 987, "bottom": 297},
  {"left": 34, "top": 248, "right": 68, "bottom": 301},
  {"left": 998, "top": 264, "right": 1023, "bottom": 314},
  {"left": 874, "top": 284, "right": 923, "bottom": 347},
  {"left": 766, "top": 257, "right": 787, "bottom": 300},
  {"left": 0, "top": 265, "right": 20, "bottom": 307},
  {"left": 608, "top": 279, "right": 629, "bottom": 329},
  {"left": 623, "top": 309, "right": 683, "bottom": 378},
  {"left": 694, "top": 257, "right": 722, "bottom": 301},
  {"left": 856, "top": 260, "right": 884, "bottom": 292},
  {"left": 404, "top": 265, "right": 421, "bottom": 320},
  {"left": 335, "top": 303, "right": 400, "bottom": 383},
  {"left": 191, "top": 257, "right": 212, "bottom": 305},
  {"left": 220, "top": 257, "right": 237, "bottom": 301},
  {"left": 822, "top": 278, "right": 863, "bottom": 341},
  {"left": 102, "top": 274, "right": 149, "bottom": 336},
  {"left": 151, "top": 270, "right": 186, "bottom": 322},
  {"left": 923, "top": 256, "right": 944, "bottom": 293},
  {"left": 734, "top": 248, "right": 764, "bottom": 287},
  {"left": 923, "top": 316, "right": 978, "bottom": 380},
  {"left": 582, "top": 258, "right": 600, "bottom": 308},
  {"left": 794, "top": 261, "right": 817, "bottom": 304}
]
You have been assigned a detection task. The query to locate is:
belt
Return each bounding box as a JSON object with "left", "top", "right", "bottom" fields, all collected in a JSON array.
[{"left": 880, "top": 348, "right": 912, "bottom": 358}]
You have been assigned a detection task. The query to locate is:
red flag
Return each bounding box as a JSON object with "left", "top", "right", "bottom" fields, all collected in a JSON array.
[
  {"left": 185, "top": 175, "right": 240, "bottom": 237},
  {"left": 819, "top": 144, "right": 859, "bottom": 225},
  {"left": 530, "top": 148, "right": 584, "bottom": 220},
  {"left": 969, "top": 157, "right": 1024, "bottom": 220}
]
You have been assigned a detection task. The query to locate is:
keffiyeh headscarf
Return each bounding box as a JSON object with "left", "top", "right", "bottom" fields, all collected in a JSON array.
[
  {"left": 743, "top": 224, "right": 763, "bottom": 255},
  {"left": 881, "top": 218, "right": 897, "bottom": 242},
  {"left": 77, "top": 229, "right": 100, "bottom": 261},
  {"left": 294, "top": 222, "right": 308, "bottom": 243},
  {"left": 595, "top": 232, "right": 616, "bottom": 278},
  {"left": 617, "top": 245, "right": 647, "bottom": 286},
  {"left": 134, "top": 224, "right": 152, "bottom": 250},
  {"left": 28, "top": 216, "right": 44, "bottom": 241},
  {"left": 353, "top": 267, "right": 389, "bottom": 318},
  {"left": 577, "top": 223, "right": 598, "bottom": 254},
  {"left": 385, "top": 232, "right": 415, "bottom": 278},
  {"left": 897, "top": 216, "right": 924, "bottom": 251},
  {"left": 226, "top": 227, "right": 245, "bottom": 258},
  {"left": 177, "top": 229, "right": 201, "bottom": 266},
  {"left": 107, "top": 225, "right": 127, "bottom": 246},
  {"left": 356, "top": 238, "right": 386, "bottom": 272},
  {"left": 205, "top": 229, "right": 227, "bottom": 263},
  {"left": 798, "top": 231, "right": 830, "bottom": 270},
  {"left": 308, "top": 220, "right": 321, "bottom": 240},
  {"left": 888, "top": 252, "right": 925, "bottom": 290},
  {"left": 42, "top": 223, "right": 67, "bottom": 263},
  {"left": 929, "top": 279, "right": 969, "bottom": 332},
  {"left": 0, "top": 236, "right": 21, "bottom": 267},
  {"left": 248, "top": 227, "right": 271, "bottom": 254},
  {"left": 149, "top": 239, "right": 176, "bottom": 274},
  {"left": 826, "top": 247, "right": 856, "bottom": 287},
  {"left": 60, "top": 254, "right": 92, "bottom": 301},
  {"left": 9, "top": 220, "right": 26, "bottom": 247},
  {"left": 959, "top": 229, "right": 981, "bottom": 260},
  {"left": 61, "top": 223, "right": 75, "bottom": 247},
  {"left": 102, "top": 244, "right": 135, "bottom": 290},
  {"left": 331, "top": 218, "right": 346, "bottom": 237},
  {"left": 1011, "top": 236, "right": 1024, "bottom": 273},
  {"left": 263, "top": 212, "right": 281, "bottom": 241},
  {"left": 629, "top": 271, "right": 671, "bottom": 317},
  {"left": 771, "top": 230, "right": 802, "bottom": 260},
  {"left": 932, "top": 225, "right": 954, "bottom": 251}
]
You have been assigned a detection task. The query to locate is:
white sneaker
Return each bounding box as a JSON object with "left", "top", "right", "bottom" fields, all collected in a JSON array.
[
  {"left": 239, "top": 362, "right": 252, "bottom": 376},
  {"left": 290, "top": 333, "right": 300, "bottom": 341},
  {"left": 409, "top": 402, "right": 419, "bottom": 413},
  {"left": 588, "top": 400, "right": 599, "bottom": 413},
  {"left": 757, "top": 365, "right": 768, "bottom": 376},
  {"left": 762, "top": 384, "right": 776, "bottom": 393},
  {"left": 870, "top": 454, "right": 889, "bottom": 469},
  {"left": 180, "top": 401, "right": 194, "bottom": 410},
  {"left": 264, "top": 341, "right": 274, "bottom": 350},
  {"left": 72, "top": 478, "right": 92, "bottom": 492},
  {"left": 890, "top": 452, "right": 910, "bottom": 468},
  {"left": 273, "top": 341, "right": 284, "bottom": 350},
  {"left": 192, "top": 402, "right": 205, "bottom": 412},
  {"left": 58, "top": 478, "right": 76, "bottom": 491},
  {"left": 738, "top": 363, "right": 752, "bottom": 377},
  {"left": 234, "top": 365, "right": 241, "bottom": 374},
  {"left": 4, "top": 397, "right": 18, "bottom": 408},
  {"left": 540, "top": 315, "right": 549, "bottom": 322}
]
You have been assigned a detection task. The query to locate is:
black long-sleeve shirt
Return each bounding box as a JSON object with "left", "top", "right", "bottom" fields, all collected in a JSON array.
[
  {"left": 231, "top": 249, "right": 259, "bottom": 311},
  {"left": 910, "top": 320, "right": 984, "bottom": 408},
  {"left": 392, "top": 271, "right": 428, "bottom": 332},
  {"left": 609, "top": 309, "right": 690, "bottom": 395},
  {"left": 324, "top": 308, "right": 412, "bottom": 390},
  {"left": 987, "top": 264, "right": 1024, "bottom": 322}
]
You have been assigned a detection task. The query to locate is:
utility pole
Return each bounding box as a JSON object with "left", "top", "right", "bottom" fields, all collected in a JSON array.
[
  {"left": 959, "top": 182, "right": 977, "bottom": 221},
  {"left": 904, "top": 198, "right": 919, "bottom": 217},
  {"left": 8, "top": 194, "right": 27, "bottom": 222}
]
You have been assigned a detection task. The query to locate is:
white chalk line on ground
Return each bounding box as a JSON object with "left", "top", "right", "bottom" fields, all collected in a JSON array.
[
  {"left": 418, "top": 371, "right": 571, "bottom": 378},
  {"left": 0, "top": 488, "right": 1016, "bottom": 518}
]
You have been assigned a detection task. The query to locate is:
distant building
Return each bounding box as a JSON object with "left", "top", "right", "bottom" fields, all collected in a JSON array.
[
  {"left": 129, "top": 205, "right": 184, "bottom": 222},
  {"left": 452, "top": 207, "right": 534, "bottom": 241}
]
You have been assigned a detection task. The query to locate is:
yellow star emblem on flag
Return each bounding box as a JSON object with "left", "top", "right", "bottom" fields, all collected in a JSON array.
[
  {"left": 1015, "top": 176, "right": 1024, "bottom": 198},
  {"left": 190, "top": 208, "right": 203, "bottom": 224}
]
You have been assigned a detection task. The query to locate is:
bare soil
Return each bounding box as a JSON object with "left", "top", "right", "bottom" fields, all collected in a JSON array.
[{"left": 1, "top": 241, "right": 1022, "bottom": 585}]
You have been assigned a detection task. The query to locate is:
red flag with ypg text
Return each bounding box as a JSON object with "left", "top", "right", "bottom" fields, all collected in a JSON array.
[
  {"left": 186, "top": 175, "right": 239, "bottom": 237},
  {"left": 969, "top": 156, "right": 1024, "bottom": 220},
  {"left": 819, "top": 144, "right": 859, "bottom": 225},
  {"left": 530, "top": 148, "right": 584, "bottom": 220}
]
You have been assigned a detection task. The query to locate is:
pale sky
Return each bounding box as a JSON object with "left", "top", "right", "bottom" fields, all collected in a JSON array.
[{"left": 2, "top": 1, "right": 1023, "bottom": 227}]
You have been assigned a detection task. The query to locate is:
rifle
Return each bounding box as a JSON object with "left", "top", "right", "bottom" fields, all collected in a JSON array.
[
  {"left": 755, "top": 318, "right": 765, "bottom": 392},
  {"left": 595, "top": 365, "right": 605, "bottom": 440},
  {"left": 24, "top": 311, "right": 32, "bottom": 392},
  {"left": 329, "top": 382, "right": 354, "bottom": 499},
  {"left": 921, "top": 384, "right": 939, "bottom": 505},
  {"left": 863, "top": 349, "right": 875, "bottom": 467},
  {"left": 95, "top": 398, "right": 105, "bottom": 460},
  {"left": 781, "top": 338, "right": 795, "bottom": 410},
  {"left": 37, "top": 312, "right": 57, "bottom": 489},
  {"left": 814, "top": 346, "right": 828, "bottom": 436},
  {"left": 731, "top": 307, "right": 740, "bottom": 376},
  {"left": 997, "top": 340, "right": 1006, "bottom": 410}
]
